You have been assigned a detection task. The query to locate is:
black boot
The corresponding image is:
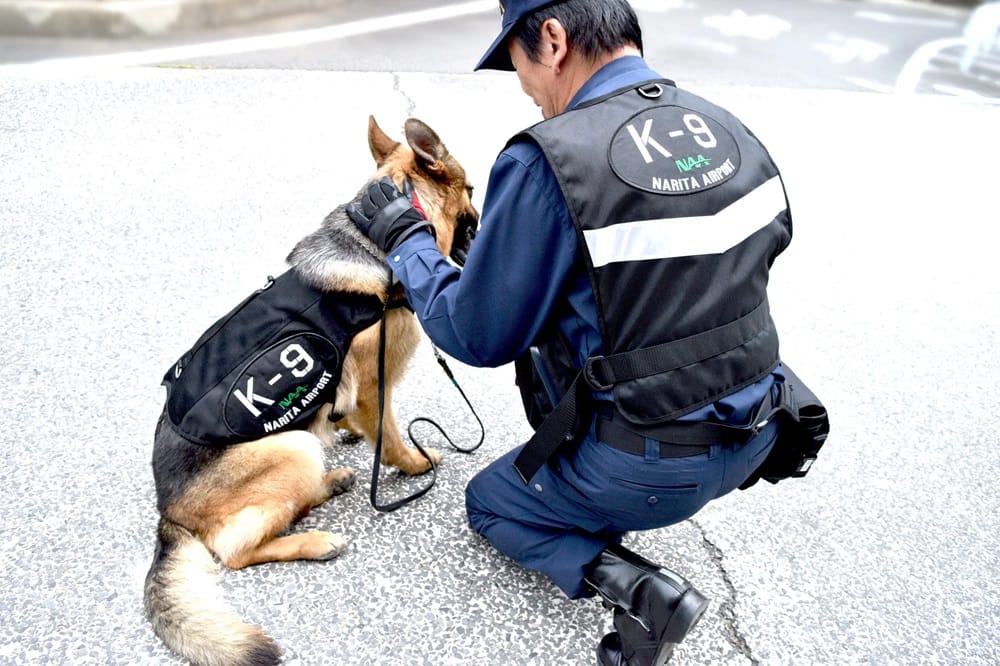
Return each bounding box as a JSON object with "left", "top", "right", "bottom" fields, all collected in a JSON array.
[{"left": 585, "top": 544, "right": 709, "bottom": 666}]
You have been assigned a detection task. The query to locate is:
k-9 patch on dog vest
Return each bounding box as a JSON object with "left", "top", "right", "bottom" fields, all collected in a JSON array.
[{"left": 161, "top": 271, "right": 384, "bottom": 446}]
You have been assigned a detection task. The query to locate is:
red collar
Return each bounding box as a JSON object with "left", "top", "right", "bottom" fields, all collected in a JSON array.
[{"left": 410, "top": 189, "right": 428, "bottom": 220}]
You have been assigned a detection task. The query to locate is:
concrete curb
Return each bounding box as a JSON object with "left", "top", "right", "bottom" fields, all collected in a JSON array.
[{"left": 0, "top": 0, "right": 346, "bottom": 37}]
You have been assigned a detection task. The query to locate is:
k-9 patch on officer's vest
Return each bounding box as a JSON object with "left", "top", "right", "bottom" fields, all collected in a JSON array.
[{"left": 161, "top": 271, "right": 384, "bottom": 446}]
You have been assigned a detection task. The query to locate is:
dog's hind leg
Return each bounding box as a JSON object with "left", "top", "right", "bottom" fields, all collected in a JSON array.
[
  {"left": 189, "top": 431, "right": 354, "bottom": 570},
  {"left": 218, "top": 515, "right": 348, "bottom": 570},
  {"left": 207, "top": 497, "right": 350, "bottom": 571}
]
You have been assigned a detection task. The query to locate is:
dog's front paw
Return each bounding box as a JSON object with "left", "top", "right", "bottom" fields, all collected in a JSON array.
[
  {"left": 324, "top": 467, "right": 356, "bottom": 496},
  {"left": 396, "top": 447, "right": 442, "bottom": 475},
  {"left": 311, "top": 532, "right": 348, "bottom": 561}
]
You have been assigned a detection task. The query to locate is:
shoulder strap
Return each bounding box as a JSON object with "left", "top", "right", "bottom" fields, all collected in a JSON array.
[{"left": 512, "top": 368, "right": 592, "bottom": 484}]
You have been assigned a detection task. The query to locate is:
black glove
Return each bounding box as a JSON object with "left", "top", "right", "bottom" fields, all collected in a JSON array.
[
  {"left": 346, "top": 177, "right": 434, "bottom": 253},
  {"left": 450, "top": 221, "right": 477, "bottom": 268}
]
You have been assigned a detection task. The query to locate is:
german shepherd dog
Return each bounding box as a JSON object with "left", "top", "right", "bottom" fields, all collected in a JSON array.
[{"left": 144, "top": 117, "right": 479, "bottom": 666}]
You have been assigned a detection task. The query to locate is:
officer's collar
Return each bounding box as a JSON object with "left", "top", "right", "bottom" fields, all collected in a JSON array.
[{"left": 566, "top": 56, "right": 659, "bottom": 111}]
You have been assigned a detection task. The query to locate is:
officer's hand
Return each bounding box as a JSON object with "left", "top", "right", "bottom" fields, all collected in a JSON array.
[
  {"left": 346, "top": 177, "right": 434, "bottom": 254},
  {"left": 450, "top": 222, "right": 477, "bottom": 267}
]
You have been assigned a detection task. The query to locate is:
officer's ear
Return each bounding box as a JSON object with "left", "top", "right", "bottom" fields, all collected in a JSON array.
[
  {"left": 539, "top": 18, "right": 569, "bottom": 73},
  {"left": 404, "top": 118, "right": 449, "bottom": 179}
]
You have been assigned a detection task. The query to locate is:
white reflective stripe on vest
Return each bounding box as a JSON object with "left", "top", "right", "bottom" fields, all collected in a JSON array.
[{"left": 583, "top": 175, "right": 787, "bottom": 268}]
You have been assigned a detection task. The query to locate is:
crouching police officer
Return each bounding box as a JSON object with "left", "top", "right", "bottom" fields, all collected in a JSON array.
[{"left": 348, "top": 1, "right": 802, "bottom": 663}]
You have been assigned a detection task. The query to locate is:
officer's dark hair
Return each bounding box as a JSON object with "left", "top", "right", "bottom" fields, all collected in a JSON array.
[{"left": 514, "top": 0, "right": 643, "bottom": 64}]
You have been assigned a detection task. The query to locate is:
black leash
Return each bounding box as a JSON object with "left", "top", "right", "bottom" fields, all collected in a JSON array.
[
  {"left": 408, "top": 345, "right": 485, "bottom": 454},
  {"left": 368, "top": 290, "right": 484, "bottom": 513}
]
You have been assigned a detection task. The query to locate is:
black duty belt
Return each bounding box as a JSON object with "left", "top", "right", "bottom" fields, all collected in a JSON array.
[
  {"left": 512, "top": 298, "right": 775, "bottom": 483},
  {"left": 591, "top": 381, "right": 784, "bottom": 459},
  {"left": 595, "top": 414, "right": 710, "bottom": 458}
]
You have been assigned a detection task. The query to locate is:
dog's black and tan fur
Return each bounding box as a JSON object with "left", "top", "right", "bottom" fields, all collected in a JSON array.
[{"left": 144, "top": 117, "right": 479, "bottom": 666}]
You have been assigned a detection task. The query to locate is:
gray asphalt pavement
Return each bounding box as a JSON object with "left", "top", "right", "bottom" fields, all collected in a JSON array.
[{"left": 1, "top": 68, "right": 998, "bottom": 665}]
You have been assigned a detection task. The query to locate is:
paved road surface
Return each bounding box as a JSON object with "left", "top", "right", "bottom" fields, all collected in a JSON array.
[{"left": 1, "top": 29, "right": 999, "bottom": 666}]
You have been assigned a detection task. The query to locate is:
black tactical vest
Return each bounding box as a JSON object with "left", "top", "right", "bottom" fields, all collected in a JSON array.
[
  {"left": 161, "top": 271, "right": 384, "bottom": 446},
  {"left": 511, "top": 79, "right": 792, "bottom": 481}
]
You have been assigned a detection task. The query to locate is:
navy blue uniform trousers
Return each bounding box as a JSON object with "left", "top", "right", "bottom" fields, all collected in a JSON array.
[{"left": 465, "top": 418, "right": 779, "bottom": 599}]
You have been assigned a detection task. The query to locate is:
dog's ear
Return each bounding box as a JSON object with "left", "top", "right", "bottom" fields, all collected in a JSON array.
[
  {"left": 404, "top": 118, "right": 448, "bottom": 179},
  {"left": 368, "top": 116, "right": 401, "bottom": 167}
]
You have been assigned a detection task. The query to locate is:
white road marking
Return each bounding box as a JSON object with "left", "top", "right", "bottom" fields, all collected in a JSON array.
[
  {"left": 0, "top": 0, "right": 497, "bottom": 71},
  {"left": 855, "top": 10, "right": 959, "bottom": 30},
  {"left": 895, "top": 37, "right": 967, "bottom": 93},
  {"left": 893, "top": 36, "right": 1000, "bottom": 101},
  {"left": 814, "top": 34, "right": 889, "bottom": 65},
  {"left": 702, "top": 10, "right": 791, "bottom": 41}
]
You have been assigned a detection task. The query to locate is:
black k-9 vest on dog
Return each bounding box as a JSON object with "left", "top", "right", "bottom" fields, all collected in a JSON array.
[
  {"left": 510, "top": 79, "right": 810, "bottom": 483},
  {"left": 161, "top": 271, "right": 384, "bottom": 446}
]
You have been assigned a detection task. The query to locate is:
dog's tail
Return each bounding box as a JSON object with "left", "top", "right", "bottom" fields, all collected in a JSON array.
[{"left": 144, "top": 517, "right": 282, "bottom": 666}]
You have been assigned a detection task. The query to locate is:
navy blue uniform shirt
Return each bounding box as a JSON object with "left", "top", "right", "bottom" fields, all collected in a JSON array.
[{"left": 388, "top": 56, "right": 777, "bottom": 428}]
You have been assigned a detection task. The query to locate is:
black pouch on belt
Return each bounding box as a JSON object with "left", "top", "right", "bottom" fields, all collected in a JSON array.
[{"left": 740, "top": 363, "right": 830, "bottom": 490}]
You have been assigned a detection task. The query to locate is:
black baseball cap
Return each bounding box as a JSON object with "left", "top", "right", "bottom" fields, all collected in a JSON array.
[{"left": 475, "top": 0, "right": 561, "bottom": 71}]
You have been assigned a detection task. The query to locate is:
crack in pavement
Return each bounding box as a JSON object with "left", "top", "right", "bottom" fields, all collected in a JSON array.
[
  {"left": 689, "top": 518, "right": 759, "bottom": 664},
  {"left": 392, "top": 72, "right": 417, "bottom": 117}
]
